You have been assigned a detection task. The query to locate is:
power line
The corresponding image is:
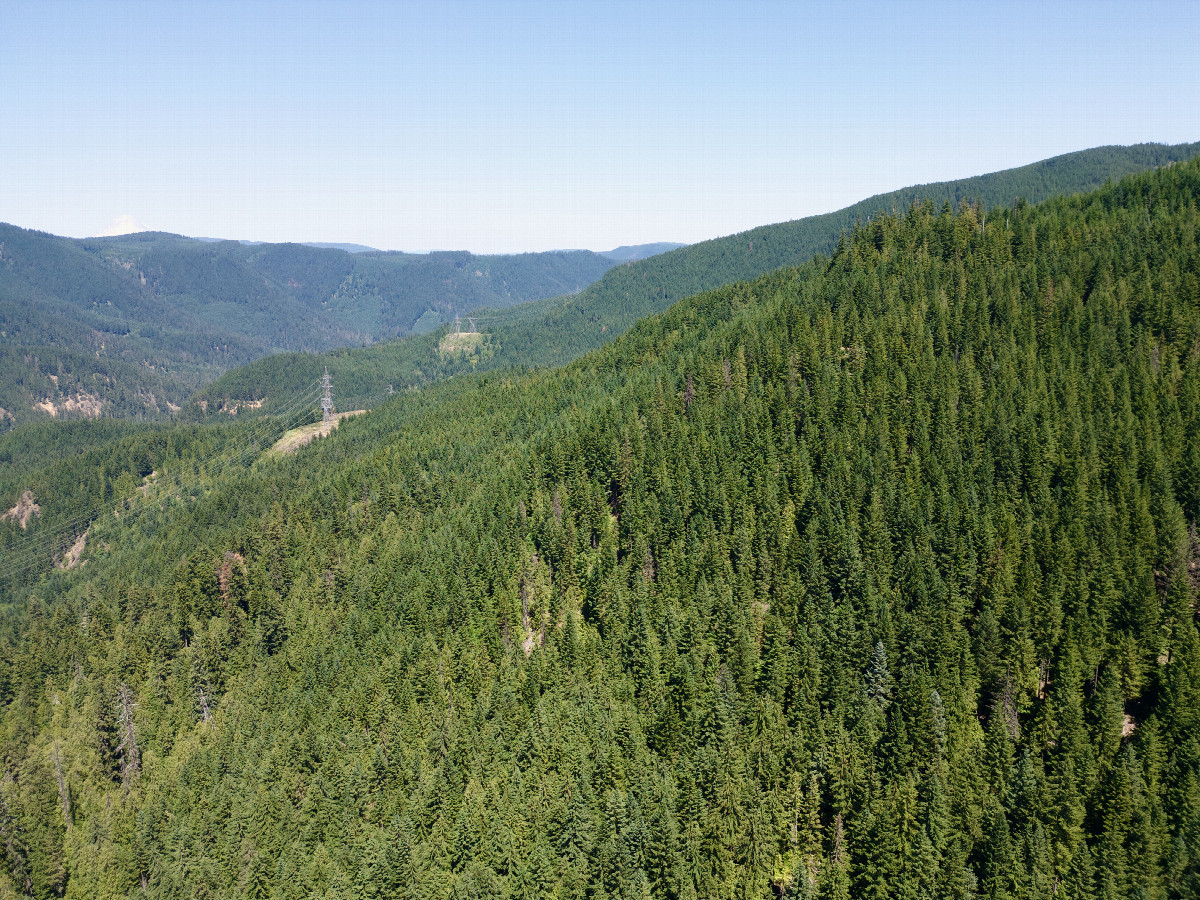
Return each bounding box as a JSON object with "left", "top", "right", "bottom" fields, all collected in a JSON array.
[
  {"left": 0, "top": 395, "right": 314, "bottom": 579},
  {"left": 0, "top": 405, "right": 301, "bottom": 580},
  {"left": 0, "top": 378, "right": 327, "bottom": 580},
  {"left": 0, "top": 381, "right": 323, "bottom": 570}
]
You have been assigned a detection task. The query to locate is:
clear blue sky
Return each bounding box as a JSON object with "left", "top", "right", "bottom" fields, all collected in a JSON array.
[{"left": 2, "top": 0, "right": 1197, "bottom": 253}]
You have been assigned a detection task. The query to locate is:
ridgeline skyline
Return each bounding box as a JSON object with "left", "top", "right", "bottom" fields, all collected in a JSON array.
[{"left": 2, "top": 0, "right": 1198, "bottom": 252}]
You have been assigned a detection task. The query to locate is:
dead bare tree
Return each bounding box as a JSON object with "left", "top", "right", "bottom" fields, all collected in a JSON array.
[
  {"left": 116, "top": 683, "right": 140, "bottom": 786},
  {"left": 52, "top": 742, "right": 71, "bottom": 828},
  {"left": 642, "top": 548, "right": 656, "bottom": 582}
]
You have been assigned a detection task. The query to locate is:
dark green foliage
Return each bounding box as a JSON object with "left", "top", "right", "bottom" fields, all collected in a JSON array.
[
  {"left": 0, "top": 226, "right": 614, "bottom": 428},
  {"left": 1, "top": 157, "right": 1199, "bottom": 898},
  {"left": 202, "top": 142, "right": 1200, "bottom": 417}
]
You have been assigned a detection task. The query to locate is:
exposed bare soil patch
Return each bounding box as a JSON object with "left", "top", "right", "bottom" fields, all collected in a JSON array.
[
  {"left": 2, "top": 490, "right": 41, "bottom": 529},
  {"left": 438, "top": 331, "right": 483, "bottom": 354},
  {"left": 56, "top": 530, "right": 88, "bottom": 570},
  {"left": 32, "top": 392, "right": 105, "bottom": 418}
]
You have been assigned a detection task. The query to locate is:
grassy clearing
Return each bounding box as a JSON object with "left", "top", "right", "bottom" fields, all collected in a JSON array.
[
  {"left": 438, "top": 331, "right": 483, "bottom": 354},
  {"left": 268, "top": 410, "right": 365, "bottom": 456}
]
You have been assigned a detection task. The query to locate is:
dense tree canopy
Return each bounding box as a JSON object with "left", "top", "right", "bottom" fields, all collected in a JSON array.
[
  {"left": 197, "top": 142, "right": 1200, "bottom": 418},
  {"left": 0, "top": 227, "right": 614, "bottom": 428},
  {"left": 0, "top": 158, "right": 1198, "bottom": 899},
  {"left": 6, "top": 142, "right": 1196, "bottom": 429}
]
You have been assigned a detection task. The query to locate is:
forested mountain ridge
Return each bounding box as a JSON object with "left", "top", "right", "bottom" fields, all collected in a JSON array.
[
  {"left": 500, "top": 141, "right": 1200, "bottom": 362},
  {"left": 600, "top": 243, "right": 689, "bottom": 262},
  {"left": 1, "top": 158, "right": 1199, "bottom": 897},
  {"left": 2, "top": 142, "right": 1193, "bottom": 428},
  {"left": 196, "top": 141, "right": 1200, "bottom": 416},
  {"left": 0, "top": 226, "right": 614, "bottom": 427}
]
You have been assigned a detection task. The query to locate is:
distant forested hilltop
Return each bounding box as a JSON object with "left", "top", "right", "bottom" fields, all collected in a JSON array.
[
  {"left": 1, "top": 142, "right": 1195, "bottom": 429},
  {"left": 0, "top": 228, "right": 615, "bottom": 428},
  {"left": 0, "top": 156, "right": 1198, "bottom": 898},
  {"left": 199, "top": 141, "right": 1200, "bottom": 415}
]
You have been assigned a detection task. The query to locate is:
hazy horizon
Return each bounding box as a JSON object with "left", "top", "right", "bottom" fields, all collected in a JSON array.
[{"left": 3, "top": 0, "right": 1198, "bottom": 253}]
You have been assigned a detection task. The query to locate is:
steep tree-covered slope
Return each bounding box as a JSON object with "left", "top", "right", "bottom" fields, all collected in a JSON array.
[
  {"left": 0, "top": 226, "right": 614, "bottom": 428},
  {"left": 196, "top": 141, "right": 1200, "bottom": 415},
  {"left": 87, "top": 235, "right": 614, "bottom": 341},
  {"left": 1, "top": 158, "right": 1198, "bottom": 898}
]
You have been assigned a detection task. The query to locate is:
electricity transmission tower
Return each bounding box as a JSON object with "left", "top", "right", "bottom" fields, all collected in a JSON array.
[
  {"left": 321, "top": 367, "right": 335, "bottom": 423},
  {"left": 452, "top": 313, "right": 490, "bottom": 333}
]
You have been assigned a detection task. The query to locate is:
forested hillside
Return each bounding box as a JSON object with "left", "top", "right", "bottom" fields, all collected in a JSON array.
[
  {"left": 0, "top": 226, "right": 613, "bottom": 427},
  {"left": 197, "top": 141, "right": 1200, "bottom": 415},
  {"left": 88, "top": 235, "right": 614, "bottom": 341},
  {"left": 1, "top": 158, "right": 1198, "bottom": 898}
]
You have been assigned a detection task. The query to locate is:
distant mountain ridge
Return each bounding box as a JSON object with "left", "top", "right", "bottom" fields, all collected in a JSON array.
[
  {"left": 495, "top": 141, "right": 1200, "bottom": 370},
  {"left": 194, "top": 237, "right": 380, "bottom": 253},
  {"left": 197, "top": 140, "right": 1200, "bottom": 415},
  {"left": 599, "top": 242, "right": 688, "bottom": 262},
  {"left": 2, "top": 160, "right": 1198, "bottom": 897},
  {"left": 4, "top": 142, "right": 1197, "bottom": 429},
  {"left": 0, "top": 228, "right": 616, "bottom": 427},
  {"left": 300, "top": 241, "right": 379, "bottom": 253},
  {"left": 191, "top": 241, "right": 684, "bottom": 259}
]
